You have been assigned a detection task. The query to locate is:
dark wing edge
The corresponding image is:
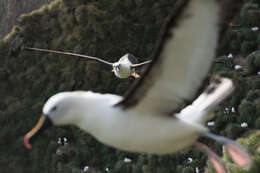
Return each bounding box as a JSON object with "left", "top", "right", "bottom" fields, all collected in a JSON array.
[
  {"left": 126, "top": 53, "right": 138, "bottom": 64},
  {"left": 115, "top": 0, "right": 244, "bottom": 110},
  {"left": 23, "top": 47, "right": 113, "bottom": 66},
  {"left": 115, "top": 0, "right": 190, "bottom": 108}
]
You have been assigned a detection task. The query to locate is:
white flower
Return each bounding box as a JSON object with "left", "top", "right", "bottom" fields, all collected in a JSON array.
[
  {"left": 57, "top": 137, "right": 62, "bottom": 144},
  {"left": 63, "top": 137, "right": 68, "bottom": 145},
  {"left": 83, "top": 166, "right": 89, "bottom": 172},
  {"left": 196, "top": 167, "right": 200, "bottom": 173},
  {"left": 241, "top": 122, "right": 248, "bottom": 128},
  {"left": 105, "top": 167, "right": 110, "bottom": 172},
  {"left": 251, "top": 27, "right": 259, "bottom": 31},
  {"left": 56, "top": 148, "right": 62, "bottom": 155},
  {"left": 234, "top": 65, "right": 242, "bottom": 70},
  {"left": 123, "top": 157, "right": 132, "bottom": 163},
  {"left": 207, "top": 121, "right": 215, "bottom": 127},
  {"left": 224, "top": 107, "right": 229, "bottom": 114},
  {"left": 227, "top": 53, "right": 233, "bottom": 58},
  {"left": 257, "top": 71, "right": 260, "bottom": 75},
  {"left": 187, "top": 157, "right": 193, "bottom": 163}
]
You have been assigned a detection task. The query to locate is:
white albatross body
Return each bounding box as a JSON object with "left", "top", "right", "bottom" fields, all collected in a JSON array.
[
  {"left": 112, "top": 54, "right": 135, "bottom": 79},
  {"left": 43, "top": 91, "right": 206, "bottom": 154}
]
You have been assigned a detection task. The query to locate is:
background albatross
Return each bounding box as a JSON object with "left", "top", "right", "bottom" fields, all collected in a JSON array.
[
  {"left": 23, "top": 47, "right": 150, "bottom": 79},
  {"left": 24, "top": 0, "right": 251, "bottom": 172}
]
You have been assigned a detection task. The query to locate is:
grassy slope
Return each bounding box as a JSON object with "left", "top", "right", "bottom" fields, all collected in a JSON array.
[
  {"left": 0, "top": 0, "right": 51, "bottom": 39},
  {"left": 0, "top": 0, "right": 259, "bottom": 172}
]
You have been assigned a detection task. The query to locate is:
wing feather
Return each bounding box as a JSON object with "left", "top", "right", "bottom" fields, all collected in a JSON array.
[{"left": 115, "top": 0, "right": 244, "bottom": 114}]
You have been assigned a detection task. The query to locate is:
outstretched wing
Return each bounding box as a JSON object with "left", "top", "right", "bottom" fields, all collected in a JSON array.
[
  {"left": 131, "top": 60, "right": 152, "bottom": 68},
  {"left": 24, "top": 47, "right": 113, "bottom": 66},
  {"left": 115, "top": 0, "right": 243, "bottom": 114},
  {"left": 119, "top": 53, "right": 151, "bottom": 67}
]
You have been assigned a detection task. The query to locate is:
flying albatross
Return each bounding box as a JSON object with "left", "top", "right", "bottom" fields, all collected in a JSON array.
[
  {"left": 23, "top": 47, "right": 150, "bottom": 79},
  {"left": 24, "top": 0, "right": 251, "bottom": 172}
]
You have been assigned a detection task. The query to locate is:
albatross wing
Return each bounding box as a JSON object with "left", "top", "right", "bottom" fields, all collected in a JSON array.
[
  {"left": 24, "top": 47, "right": 114, "bottom": 66},
  {"left": 116, "top": 0, "right": 244, "bottom": 114}
]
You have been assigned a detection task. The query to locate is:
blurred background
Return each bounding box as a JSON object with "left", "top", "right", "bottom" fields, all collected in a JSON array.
[{"left": 0, "top": 0, "right": 259, "bottom": 172}]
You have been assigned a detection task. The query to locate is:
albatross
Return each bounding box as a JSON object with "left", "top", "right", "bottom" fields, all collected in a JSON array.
[
  {"left": 23, "top": 47, "right": 150, "bottom": 79},
  {"left": 24, "top": 0, "right": 251, "bottom": 172}
]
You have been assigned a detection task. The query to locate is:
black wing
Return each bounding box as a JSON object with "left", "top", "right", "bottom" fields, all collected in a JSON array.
[{"left": 125, "top": 53, "right": 138, "bottom": 64}]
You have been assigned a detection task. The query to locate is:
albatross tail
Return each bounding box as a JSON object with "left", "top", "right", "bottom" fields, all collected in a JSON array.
[
  {"left": 181, "top": 78, "right": 252, "bottom": 172},
  {"left": 178, "top": 78, "right": 234, "bottom": 124}
]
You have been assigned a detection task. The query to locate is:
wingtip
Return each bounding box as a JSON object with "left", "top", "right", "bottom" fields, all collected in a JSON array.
[{"left": 198, "top": 77, "right": 234, "bottom": 112}]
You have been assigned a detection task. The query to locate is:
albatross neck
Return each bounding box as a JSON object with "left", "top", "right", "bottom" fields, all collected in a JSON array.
[{"left": 73, "top": 92, "right": 122, "bottom": 133}]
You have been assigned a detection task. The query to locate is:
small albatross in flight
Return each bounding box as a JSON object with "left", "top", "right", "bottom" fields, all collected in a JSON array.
[
  {"left": 23, "top": 47, "right": 151, "bottom": 79},
  {"left": 24, "top": 0, "right": 251, "bottom": 172}
]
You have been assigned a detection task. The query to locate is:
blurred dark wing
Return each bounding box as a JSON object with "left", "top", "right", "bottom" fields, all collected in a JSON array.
[
  {"left": 24, "top": 47, "right": 113, "bottom": 66},
  {"left": 125, "top": 53, "right": 138, "bottom": 64},
  {"left": 115, "top": 0, "right": 244, "bottom": 113},
  {"left": 125, "top": 53, "right": 151, "bottom": 67}
]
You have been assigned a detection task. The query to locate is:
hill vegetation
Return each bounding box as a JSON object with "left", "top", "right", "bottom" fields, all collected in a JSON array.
[
  {"left": 0, "top": 0, "right": 51, "bottom": 39},
  {"left": 0, "top": 0, "right": 259, "bottom": 172}
]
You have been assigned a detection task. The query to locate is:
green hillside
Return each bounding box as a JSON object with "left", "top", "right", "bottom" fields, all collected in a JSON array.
[
  {"left": 0, "top": 0, "right": 51, "bottom": 39},
  {"left": 0, "top": 0, "right": 259, "bottom": 172}
]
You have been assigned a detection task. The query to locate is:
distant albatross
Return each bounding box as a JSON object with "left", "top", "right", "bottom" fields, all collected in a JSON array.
[
  {"left": 24, "top": 0, "right": 251, "bottom": 172},
  {"left": 24, "top": 47, "right": 151, "bottom": 79}
]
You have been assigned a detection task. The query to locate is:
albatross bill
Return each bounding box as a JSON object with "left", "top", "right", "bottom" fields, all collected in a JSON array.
[{"left": 24, "top": 115, "right": 52, "bottom": 149}]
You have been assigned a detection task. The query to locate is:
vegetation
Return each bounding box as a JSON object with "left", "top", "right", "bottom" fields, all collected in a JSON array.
[
  {"left": 0, "top": 0, "right": 259, "bottom": 172},
  {"left": 0, "top": 0, "right": 51, "bottom": 39}
]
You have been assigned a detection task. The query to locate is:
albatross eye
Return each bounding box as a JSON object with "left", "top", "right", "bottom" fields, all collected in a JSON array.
[{"left": 50, "top": 106, "right": 58, "bottom": 112}]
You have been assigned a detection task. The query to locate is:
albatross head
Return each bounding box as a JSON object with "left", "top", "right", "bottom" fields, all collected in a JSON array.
[
  {"left": 23, "top": 92, "right": 85, "bottom": 149},
  {"left": 112, "top": 62, "right": 121, "bottom": 74},
  {"left": 43, "top": 92, "right": 84, "bottom": 125}
]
